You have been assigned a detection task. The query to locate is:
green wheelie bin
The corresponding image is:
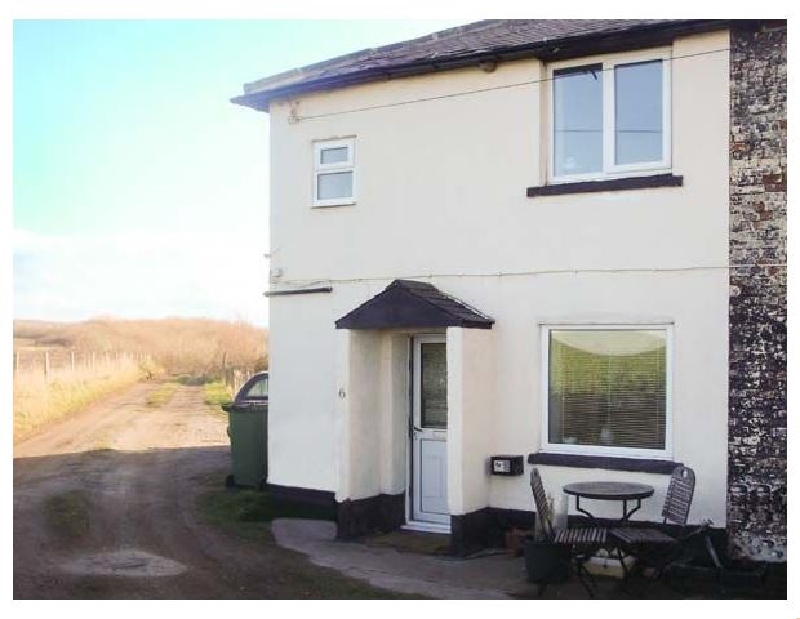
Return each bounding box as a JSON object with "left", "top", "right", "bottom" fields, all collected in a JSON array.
[{"left": 222, "top": 400, "right": 268, "bottom": 489}]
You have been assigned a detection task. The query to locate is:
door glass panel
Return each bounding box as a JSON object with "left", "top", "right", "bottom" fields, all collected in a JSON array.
[{"left": 420, "top": 342, "right": 447, "bottom": 428}]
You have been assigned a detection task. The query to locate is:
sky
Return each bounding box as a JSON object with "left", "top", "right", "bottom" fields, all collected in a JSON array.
[{"left": 11, "top": 18, "right": 469, "bottom": 326}]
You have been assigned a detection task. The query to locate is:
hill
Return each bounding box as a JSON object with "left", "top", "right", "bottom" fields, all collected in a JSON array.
[{"left": 13, "top": 317, "right": 268, "bottom": 376}]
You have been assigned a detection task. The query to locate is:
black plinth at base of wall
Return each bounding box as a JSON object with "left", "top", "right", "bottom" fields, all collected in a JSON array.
[
  {"left": 450, "top": 507, "right": 536, "bottom": 556},
  {"left": 336, "top": 493, "right": 406, "bottom": 539},
  {"left": 335, "top": 495, "right": 537, "bottom": 556},
  {"left": 264, "top": 483, "right": 338, "bottom": 520}
]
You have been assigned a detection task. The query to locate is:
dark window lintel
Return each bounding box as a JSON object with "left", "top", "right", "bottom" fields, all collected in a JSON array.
[
  {"left": 526, "top": 173, "right": 683, "bottom": 198},
  {"left": 263, "top": 286, "right": 333, "bottom": 297},
  {"left": 527, "top": 452, "right": 682, "bottom": 475}
]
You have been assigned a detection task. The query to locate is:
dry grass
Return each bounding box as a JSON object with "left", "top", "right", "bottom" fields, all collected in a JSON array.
[
  {"left": 13, "top": 317, "right": 268, "bottom": 441},
  {"left": 13, "top": 360, "right": 143, "bottom": 442},
  {"left": 14, "top": 317, "right": 268, "bottom": 376}
]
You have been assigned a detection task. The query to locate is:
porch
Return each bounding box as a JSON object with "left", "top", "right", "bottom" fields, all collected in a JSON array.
[{"left": 333, "top": 279, "right": 497, "bottom": 551}]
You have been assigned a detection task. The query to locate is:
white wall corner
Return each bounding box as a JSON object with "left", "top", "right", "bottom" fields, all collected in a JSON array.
[
  {"left": 446, "top": 327, "right": 465, "bottom": 516},
  {"left": 334, "top": 328, "right": 351, "bottom": 502},
  {"left": 460, "top": 328, "right": 496, "bottom": 514}
]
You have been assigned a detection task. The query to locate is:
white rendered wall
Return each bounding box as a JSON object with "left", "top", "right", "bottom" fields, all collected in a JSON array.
[
  {"left": 343, "top": 330, "right": 383, "bottom": 500},
  {"left": 268, "top": 31, "right": 729, "bottom": 286},
  {"left": 265, "top": 30, "right": 730, "bottom": 524},
  {"left": 267, "top": 292, "right": 338, "bottom": 491},
  {"left": 334, "top": 329, "right": 411, "bottom": 501},
  {"left": 447, "top": 327, "right": 496, "bottom": 516}
]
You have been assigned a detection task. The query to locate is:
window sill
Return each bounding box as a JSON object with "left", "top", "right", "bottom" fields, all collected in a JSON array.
[
  {"left": 526, "top": 173, "right": 683, "bottom": 198},
  {"left": 312, "top": 200, "right": 356, "bottom": 209},
  {"left": 527, "top": 452, "right": 682, "bottom": 475}
]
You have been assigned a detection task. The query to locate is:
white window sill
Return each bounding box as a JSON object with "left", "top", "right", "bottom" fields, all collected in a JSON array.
[{"left": 312, "top": 200, "right": 356, "bottom": 209}]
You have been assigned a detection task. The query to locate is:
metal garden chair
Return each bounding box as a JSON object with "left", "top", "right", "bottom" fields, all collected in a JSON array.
[
  {"left": 529, "top": 468, "right": 609, "bottom": 598},
  {"left": 610, "top": 465, "right": 708, "bottom": 592}
]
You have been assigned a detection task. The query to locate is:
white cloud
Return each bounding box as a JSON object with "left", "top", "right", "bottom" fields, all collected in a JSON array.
[{"left": 13, "top": 228, "right": 270, "bottom": 326}]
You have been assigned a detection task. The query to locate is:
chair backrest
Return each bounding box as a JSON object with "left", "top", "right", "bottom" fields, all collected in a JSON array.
[
  {"left": 529, "top": 468, "right": 554, "bottom": 540},
  {"left": 662, "top": 466, "right": 695, "bottom": 526}
]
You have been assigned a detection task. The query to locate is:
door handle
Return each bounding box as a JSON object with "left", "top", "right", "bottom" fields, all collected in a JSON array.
[{"left": 412, "top": 426, "right": 422, "bottom": 433}]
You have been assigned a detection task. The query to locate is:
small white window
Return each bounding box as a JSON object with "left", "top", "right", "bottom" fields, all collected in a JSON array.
[
  {"left": 313, "top": 138, "right": 355, "bottom": 207},
  {"left": 541, "top": 324, "right": 673, "bottom": 459},
  {"left": 550, "top": 51, "right": 671, "bottom": 182}
]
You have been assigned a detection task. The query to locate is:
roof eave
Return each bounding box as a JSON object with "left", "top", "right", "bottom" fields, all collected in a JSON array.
[{"left": 231, "top": 19, "right": 736, "bottom": 112}]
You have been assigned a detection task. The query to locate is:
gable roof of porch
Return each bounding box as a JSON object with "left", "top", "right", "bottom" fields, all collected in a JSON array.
[{"left": 335, "top": 279, "right": 494, "bottom": 330}]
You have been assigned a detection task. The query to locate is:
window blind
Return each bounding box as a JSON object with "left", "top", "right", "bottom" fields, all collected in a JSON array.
[{"left": 548, "top": 329, "right": 667, "bottom": 450}]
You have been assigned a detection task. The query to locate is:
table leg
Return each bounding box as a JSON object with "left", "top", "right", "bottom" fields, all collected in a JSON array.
[
  {"left": 621, "top": 498, "right": 643, "bottom": 521},
  {"left": 574, "top": 496, "right": 599, "bottom": 524}
]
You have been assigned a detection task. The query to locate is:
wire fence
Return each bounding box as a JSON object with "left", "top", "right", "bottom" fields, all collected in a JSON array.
[
  {"left": 13, "top": 349, "right": 149, "bottom": 382},
  {"left": 13, "top": 347, "right": 263, "bottom": 400},
  {"left": 220, "top": 367, "right": 251, "bottom": 397}
]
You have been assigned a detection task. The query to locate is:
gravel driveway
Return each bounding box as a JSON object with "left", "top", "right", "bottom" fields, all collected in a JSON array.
[{"left": 13, "top": 382, "right": 407, "bottom": 599}]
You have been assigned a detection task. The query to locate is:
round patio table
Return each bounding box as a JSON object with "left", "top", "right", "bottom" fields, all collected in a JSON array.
[{"left": 563, "top": 481, "right": 654, "bottom": 523}]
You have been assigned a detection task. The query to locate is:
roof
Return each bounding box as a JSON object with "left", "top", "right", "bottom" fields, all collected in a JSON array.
[
  {"left": 335, "top": 279, "right": 494, "bottom": 330},
  {"left": 233, "top": 19, "right": 732, "bottom": 111}
]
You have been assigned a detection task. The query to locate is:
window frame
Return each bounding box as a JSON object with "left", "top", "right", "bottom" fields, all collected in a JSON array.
[
  {"left": 548, "top": 48, "right": 672, "bottom": 184},
  {"left": 313, "top": 137, "right": 356, "bottom": 207},
  {"left": 539, "top": 323, "right": 674, "bottom": 460}
]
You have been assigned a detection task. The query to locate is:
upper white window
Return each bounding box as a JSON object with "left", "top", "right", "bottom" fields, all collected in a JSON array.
[
  {"left": 550, "top": 51, "right": 671, "bottom": 182},
  {"left": 541, "top": 325, "right": 673, "bottom": 459},
  {"left": 313, "top": 138, "right": 355, "bottom": 207}
]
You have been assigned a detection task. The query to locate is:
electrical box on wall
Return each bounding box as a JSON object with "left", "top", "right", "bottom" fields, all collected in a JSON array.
[{"left": 489, "top": 455, "right": 524, "bottom": 476}]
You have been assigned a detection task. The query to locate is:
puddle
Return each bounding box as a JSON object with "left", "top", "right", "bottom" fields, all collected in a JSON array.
[{"left": 61, "top": 549, "right": 187, "bottom": 577}]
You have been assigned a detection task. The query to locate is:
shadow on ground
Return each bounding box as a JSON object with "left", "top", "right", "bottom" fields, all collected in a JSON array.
[
  {"left": 14, "top": 446, "right": 416, "bottom": 599},
  {"left": 14, "top": 446, "right": 788, "bottom": 600}
]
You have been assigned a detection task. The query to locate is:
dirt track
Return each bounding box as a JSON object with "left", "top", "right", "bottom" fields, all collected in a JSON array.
[{"left": 13, "top": 381, "right": 394, "bottom": 599}]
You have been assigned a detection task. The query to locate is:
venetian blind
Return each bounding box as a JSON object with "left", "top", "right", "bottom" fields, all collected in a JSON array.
[{"left": 548, "top": 329, "right": 667, "bottom": 450}]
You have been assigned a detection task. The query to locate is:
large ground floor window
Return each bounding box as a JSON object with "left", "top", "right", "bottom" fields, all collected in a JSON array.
[{"left": 542, "top": 324, "right": 672, "bottom": 458}]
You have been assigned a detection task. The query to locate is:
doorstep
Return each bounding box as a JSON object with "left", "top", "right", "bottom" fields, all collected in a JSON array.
[{"left": 402, "top": 521, "right": 451, "bottom": 534}]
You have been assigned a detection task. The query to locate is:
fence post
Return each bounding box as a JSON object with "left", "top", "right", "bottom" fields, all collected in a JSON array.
[
  {"left": 14, "top": 351, "right": 19, "bottom": 374},
  {"left": 71, "top": 350, "right": 76, "bottom": 372},
  {"left": 44, "top": 351, "right": 50, "bottom": 379},
  {"left": 92, "top": 351, "right": 96, "bottom": 368}
]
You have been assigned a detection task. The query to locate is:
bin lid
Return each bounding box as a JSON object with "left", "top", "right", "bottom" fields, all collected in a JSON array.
[{"left": 224, "top": 402, "right": 268, "bottom": 413}]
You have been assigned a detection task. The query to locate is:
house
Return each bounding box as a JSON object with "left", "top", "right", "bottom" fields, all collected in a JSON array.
[{"left": 232, "top": 19, "right": 786, "bottom": 559}]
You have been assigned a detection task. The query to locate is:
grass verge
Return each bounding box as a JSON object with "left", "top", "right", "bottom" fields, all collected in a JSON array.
[
  {"left": 44, "top": 489, "right": 92, "bottom": 542},
  {"left": 198, "top": 487, "right": 334, "bottom": 537},
  {"left": 195, "top": 475, "right": 424, "bottom": 599},
  {"left": 145, "top": 382, "right": 179, "bottom": 408},
  {"left": 203, "top": 381, "right": 232, "bottom": 408}
]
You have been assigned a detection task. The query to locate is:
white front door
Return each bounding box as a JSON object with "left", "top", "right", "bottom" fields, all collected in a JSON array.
[{"left": 411, "top": 335, "right": 448, "bottom": 525}]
